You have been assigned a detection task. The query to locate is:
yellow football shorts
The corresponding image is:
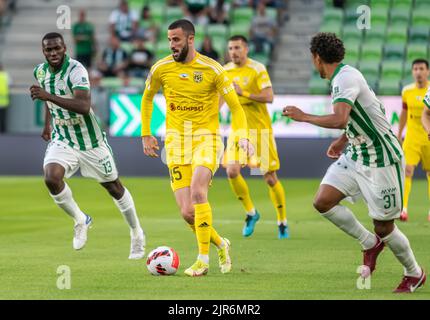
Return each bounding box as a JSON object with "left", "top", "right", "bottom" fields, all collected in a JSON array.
[
  {"left": 223, "top": 129, "right": 280, "bottom": 173},
  {"left": 165, "top": 134, "right": 224, "bottom": 191},
  {"left": 403, "top": 139, "right": 430, "bottom": 171}
]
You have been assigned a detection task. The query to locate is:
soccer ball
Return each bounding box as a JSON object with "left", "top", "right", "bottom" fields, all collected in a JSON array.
[{"left": 146, "top": 246, "right": 180, "bottom": 276}]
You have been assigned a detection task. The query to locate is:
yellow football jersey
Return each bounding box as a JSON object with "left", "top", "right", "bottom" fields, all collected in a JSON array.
[
  {"left": 224, "top": 58, "right": 273, "bottom": 130},
  {"left": 402, "top": 82, "right": 430, "bottom": 145},
  {"left": 142, "top": 52, "right": 237, "bottom": 137}
]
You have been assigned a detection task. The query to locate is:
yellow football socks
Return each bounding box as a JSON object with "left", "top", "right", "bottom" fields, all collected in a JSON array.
[
  {"left": 194, "top": 202, "right": 212, "bottom": 255},
  {"left": 228, "top": 174, "right": 255, "bottom": 213},
  {"left": 188, "top": 223, "right": 222, "bottom": 248},
  {"left": 269, "top": 181, "right": 287, "bottom": 223},
  {"left": 403, "top": 175, "right": 412, "bottom": 210}
]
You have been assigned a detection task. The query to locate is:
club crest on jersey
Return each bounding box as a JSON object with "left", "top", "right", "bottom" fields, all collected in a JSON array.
[
  {"left": 37, "top": 69, "right": 46, "bottom": 81},
  {"left": 193, "top": 71, "right": 203, "bottom": 83},
  {"left": 57, "top": 80, "right": 66, "bottom": 91}
]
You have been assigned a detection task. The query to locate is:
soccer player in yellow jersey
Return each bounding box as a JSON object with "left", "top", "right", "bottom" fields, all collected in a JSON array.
[
  {"left": 141, "top": 20, "right": 253, "bottom": 277},
  {"left": 397, "top": 59, "right": 430, "bottom": 222},
  {"left": 222, "top": 35, "right": 288, "bottom": 239}
]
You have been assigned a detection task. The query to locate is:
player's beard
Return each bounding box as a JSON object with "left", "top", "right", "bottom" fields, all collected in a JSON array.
[{"left": 173, "top": 43, "right": 189, "bottom": 62}]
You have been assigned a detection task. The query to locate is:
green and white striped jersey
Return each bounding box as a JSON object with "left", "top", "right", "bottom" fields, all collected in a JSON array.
[
  {"left": 33, "top": 55, "right": 104, "bottom": 151},
  {"left": 331, "top": 63, "right": 403, "bottom": 168},
  {"left": 424, "top": 86, "right": 430, "bottom": 109}
]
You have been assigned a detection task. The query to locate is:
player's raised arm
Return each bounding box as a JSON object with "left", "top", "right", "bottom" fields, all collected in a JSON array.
[{"left": 141, "top": 65, "right": 161, "bottom": 157}]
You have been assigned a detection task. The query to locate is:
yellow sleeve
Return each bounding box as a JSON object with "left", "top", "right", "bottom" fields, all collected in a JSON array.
[
  {"left": 216, "top": 71, "right": 248, "bottom": 139},
  {"left": 256, "top": 67, "right": 272, "bottom": 90},
  {"left": 141, "top": 66, "right": 162, "bottom": 136},
  {"left": 401, "top": 88, "right": 407, "bottom": 104}
]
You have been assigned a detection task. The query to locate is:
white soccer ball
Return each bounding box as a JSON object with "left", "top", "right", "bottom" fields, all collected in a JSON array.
[{"left": 146, "top": 246, "right": 180, "bottom": 276}]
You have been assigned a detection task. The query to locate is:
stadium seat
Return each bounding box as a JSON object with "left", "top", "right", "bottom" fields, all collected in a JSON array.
[
  {"left": 309, "top": 75, "right": 329, "bottom": 95},
  {"left": 415, "top": 2, "right": 430, "bottom": 11},
  {"left": 365, "top": 75, "right": 379, "bottom": 91},
  {"left": 320, "top": 21, "right": 342, "bottom": 35},
  {"left": 390, "top": 0, "right": 412, "bottom": 11},
  {"left": 370, "top": 8, "right": 389, "bottom": 27},
  {"left": 229, "top": 22, "right": 250, "bottom": 37},
  {"left": 166, "top": 6, "right": 183, "bottom": 23},
  {"left": 342, "top": 25, "right": 363, "bottom": 43},
  {"left": 411, "top": 10, "right": 430, "bottom": 27},
  {"left": 343, "top": 39, "right": 361, "bottom": 58},
  {"left": 401, "top": 75, "right": 414, "bottom": 88},
  {"left": 386, "top": 26, "right": 408, "bottom": 45},
  {"left": 155, "top": 41, "right": 171, "bottom": 60},
  {"left": 346, "top": 0, "right": 369, "bottom": 9},
  {"left": 233, "top": 7, "right": 254, "bottom": 24},
  {"left": 363, "top": 25, "right": 386, "bottom": 44},
  {"left": 378, "top": 79, "right": 401, "bottom": 95},
  {"left": 406, "top": 45, "right": 428, "bottom": 61},
  {"left": 409, "top": 26, "right": 430, "bottom": 44},
  {"left": 384, "top": 43, "right": 405, "bottom": 61},
  {"left": 359, "top": 61, "right": 380, "bottom": 79},
  {"left": 207, "top": 24, "right": 228, "bottom": 40},
  {"left": 381, "top": 61, "right": 403, "bottom": 80},
  {"left": 361, "top": 43, "right": 382, "bottom": 62},
  {"left": 149, "top": 2, "right": 166, "bottom": 25},
  {"left": 344, "top": 8, "right": 359, "bottom": 25},
  {"left": 389, "top": 9, "right": 410, "bottom": 26},
  {"left": 369, "top": 0, "right": 390, "bottom": 10}
]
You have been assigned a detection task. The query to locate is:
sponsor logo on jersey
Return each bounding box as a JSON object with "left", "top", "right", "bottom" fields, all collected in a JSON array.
[
  {"left": 169, "top": 103, "right": 203, "bottom": 112},
  {"left": 179, "top": 73, "right": 189, "bottom": 80},
  {"left": 57, "top": 80, "right": 66, "bottom": 91},
  {"left": 193, "top": 71, "right": 203, "bottom": 83},
  {"left": 54, "top": 117, "right": 83, "bottom": 126}
]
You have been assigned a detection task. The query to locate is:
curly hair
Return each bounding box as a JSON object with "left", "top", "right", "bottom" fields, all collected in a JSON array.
[{"left": 310, "top": 32, "right": 345, "bottom": 64}]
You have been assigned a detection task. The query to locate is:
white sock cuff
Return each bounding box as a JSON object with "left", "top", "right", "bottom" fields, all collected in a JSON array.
[
  {"left": 50, "top": 183, "right": 71, "bottom": 203},
  {"left": 320, "top": 205, "right": 341, "bottom": 218},
  {"left": 382, "top": 224, "right": 399, "bottom": 242},
  {"left": 114, "top": 188, "right": 134, "bottom": 212}
]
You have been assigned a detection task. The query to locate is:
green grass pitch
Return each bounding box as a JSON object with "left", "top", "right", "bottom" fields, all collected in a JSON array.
[{"left": 0, "top": 176, "right": 429, "bottom": 300}]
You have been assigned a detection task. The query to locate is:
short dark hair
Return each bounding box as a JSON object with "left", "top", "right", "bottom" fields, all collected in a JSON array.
[
  {"left": 168, "top": 19, "right": 195, "bottom": 36},
  {"left": 229, "top": 35, "right": 248, "bottom": 44},
  {"left": 310, "top": 32, "right": 345, "bottom": 64},
  {"left": 42, "top": 32, "right": 64, "bottom": 43},
  {"left": 412, "top": 58, "right": 429, "bottom": 69}
]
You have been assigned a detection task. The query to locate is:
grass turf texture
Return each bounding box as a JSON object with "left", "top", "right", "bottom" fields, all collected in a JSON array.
[{"left": 0, "top": 176, "right": 429, "bottom": 300}]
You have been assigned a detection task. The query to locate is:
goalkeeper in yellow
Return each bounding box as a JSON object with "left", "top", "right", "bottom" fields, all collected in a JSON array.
[
  {"left": 222, "top": 35, "right": 288, "bottom": 239},
  {"left": 141, "top": 20, "right": 253, "bottom": 277},
  {"left": 397, "top": 59, "right": 430, "bottom": 222}
]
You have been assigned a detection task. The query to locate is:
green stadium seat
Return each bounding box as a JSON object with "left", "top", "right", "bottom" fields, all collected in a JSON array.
[
  {"left": 250, "top": 52, "right": 270, "bottom": 66},
  {"left": 155, "top": 41, "right": 171, "bottom": 59},
  {"left": 386, "top": 26, "right": 408, "bottom": 45},
  {"left": 194, "top": 24, "right": 206, "bottom": 43},
  {"left": 371, "top": 8, "right": 389, "bottom": 26},
  {"left": 409, "top": 26, "right": 430, "bottom": 43},
  {"left": 407, "top": 45, "right": 428, "bottom": 61},
  {"left": 344, "top": 50, "right": 360, "bottom": 66},
  {"left": 365, "top": 75, "right": 379, "bottom": 91},
  {"left": 364, "top": 25, "right": 386, "bottom": 44},
  {"left": 390, "top": 9, "right": 410, "bottom": 26},
  {"left": 412, "top": 10, "right": 430, "bottom": 27},
  {"left": 323, "top": 7, "right": 343, "bottom": 24},
  {"left": 166, "top": 6, "right": 183, "bottom": 23},
  {"left": 361, "top": 43, "right": 382, "bottom": 62},
  {"left": 229, "top": 22, "right": 250, "bottom": 37},
  {"left": 391, "top": 0, "right": 412, "bottom": 11},
  {"left": 346, "top": 0, "right": 369, "bottom": 9},
  {"left": 149, "top": 2, "right": 166, "bottom": 25},
  {"left": 344, "top": 8, "right": 359, "bottom": 25},
  {"left": 381, "top": 61, "right": 403, "bottom": 80},
  {"left": 309, "top": 76, "right": 329, "bottom": 95},
  {"left": 342, "top": 25, "right": 363, "bottom": 43},
  {"left": 359, "top": 61, "right": 380, "bottom": 79},
  {"left": 378, "top": 79, "right": 401, "bottom": 95},
  {"left": 384, "top": 43, "right": 405, "bottom": 61},
  {"left": 233, "top": 7, "right": 254, "bottom": 23},
  {"left": 207, "top": 24, "right": 228, "bottom": 39},
  {"left": 369, "top": 0, "right": 390, "bottom": 10},
  {"left": 344, "top": 39, "right": 361, "bottom": 58},
  {"left": 401, "top": 75, "right": 414, "bottom": 88},
  {"left": 415, "top": 2, "right": 430, "bottom": 11},
  {"left": 320, "top": 21, "right": 342, "bottom": 35}
]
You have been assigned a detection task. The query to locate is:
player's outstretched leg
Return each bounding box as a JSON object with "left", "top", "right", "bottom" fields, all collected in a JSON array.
[
  {"left": 102, "top": 179, "right": 145, "bottom": 259},
  {"left": 314, "top": 185, "right": 381, "bottom": 275},
  {"left": 227, "top": 164, "right": 260, "bottom": 237},
  {"left": 264, "top": 171, "right": 289, "bottom": 239},
  {"left": 375, "top": 221, "right": 426, "bottom": 293},
  {"left": 44, "top": 163, "right": 92, "bottom": 250}
]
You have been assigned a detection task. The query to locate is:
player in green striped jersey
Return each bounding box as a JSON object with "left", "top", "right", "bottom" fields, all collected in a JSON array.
[
  {"left": 30, "top": 32, "right": 145, "bottom": 259},
  {"left": 283, "top": 33, "right": 425, "bottom": 293}
]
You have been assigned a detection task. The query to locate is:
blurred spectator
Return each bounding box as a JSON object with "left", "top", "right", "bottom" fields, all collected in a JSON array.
[
  {"left": 109, "top": 0, "right": 139, "bottom": 42},
  {"left": 199, "top": 36, "right": 219, "bottom": 61},
  {"left": 127, "top": 37, "right": 154, "bottom": 79},
  {"left": 208, "top": 0, "right": 230, "bottom": 24},
  {"left": 72, "top": 9, "right": 96, "bottom": 68},
  {"left": 0, "top": 64, "right": 10, "bottom": 134},
  {"left": 250, "top": 1, "right": 276, "bottom": 54},
  {"left": 137, "top": 5, "right": 159, "bottom": 43},
  {"left": 182, "top": 0, "right": 210, "bottom": 25},
  {"left": 97, "top": 36, "right": 129, "bottom": 78}
]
